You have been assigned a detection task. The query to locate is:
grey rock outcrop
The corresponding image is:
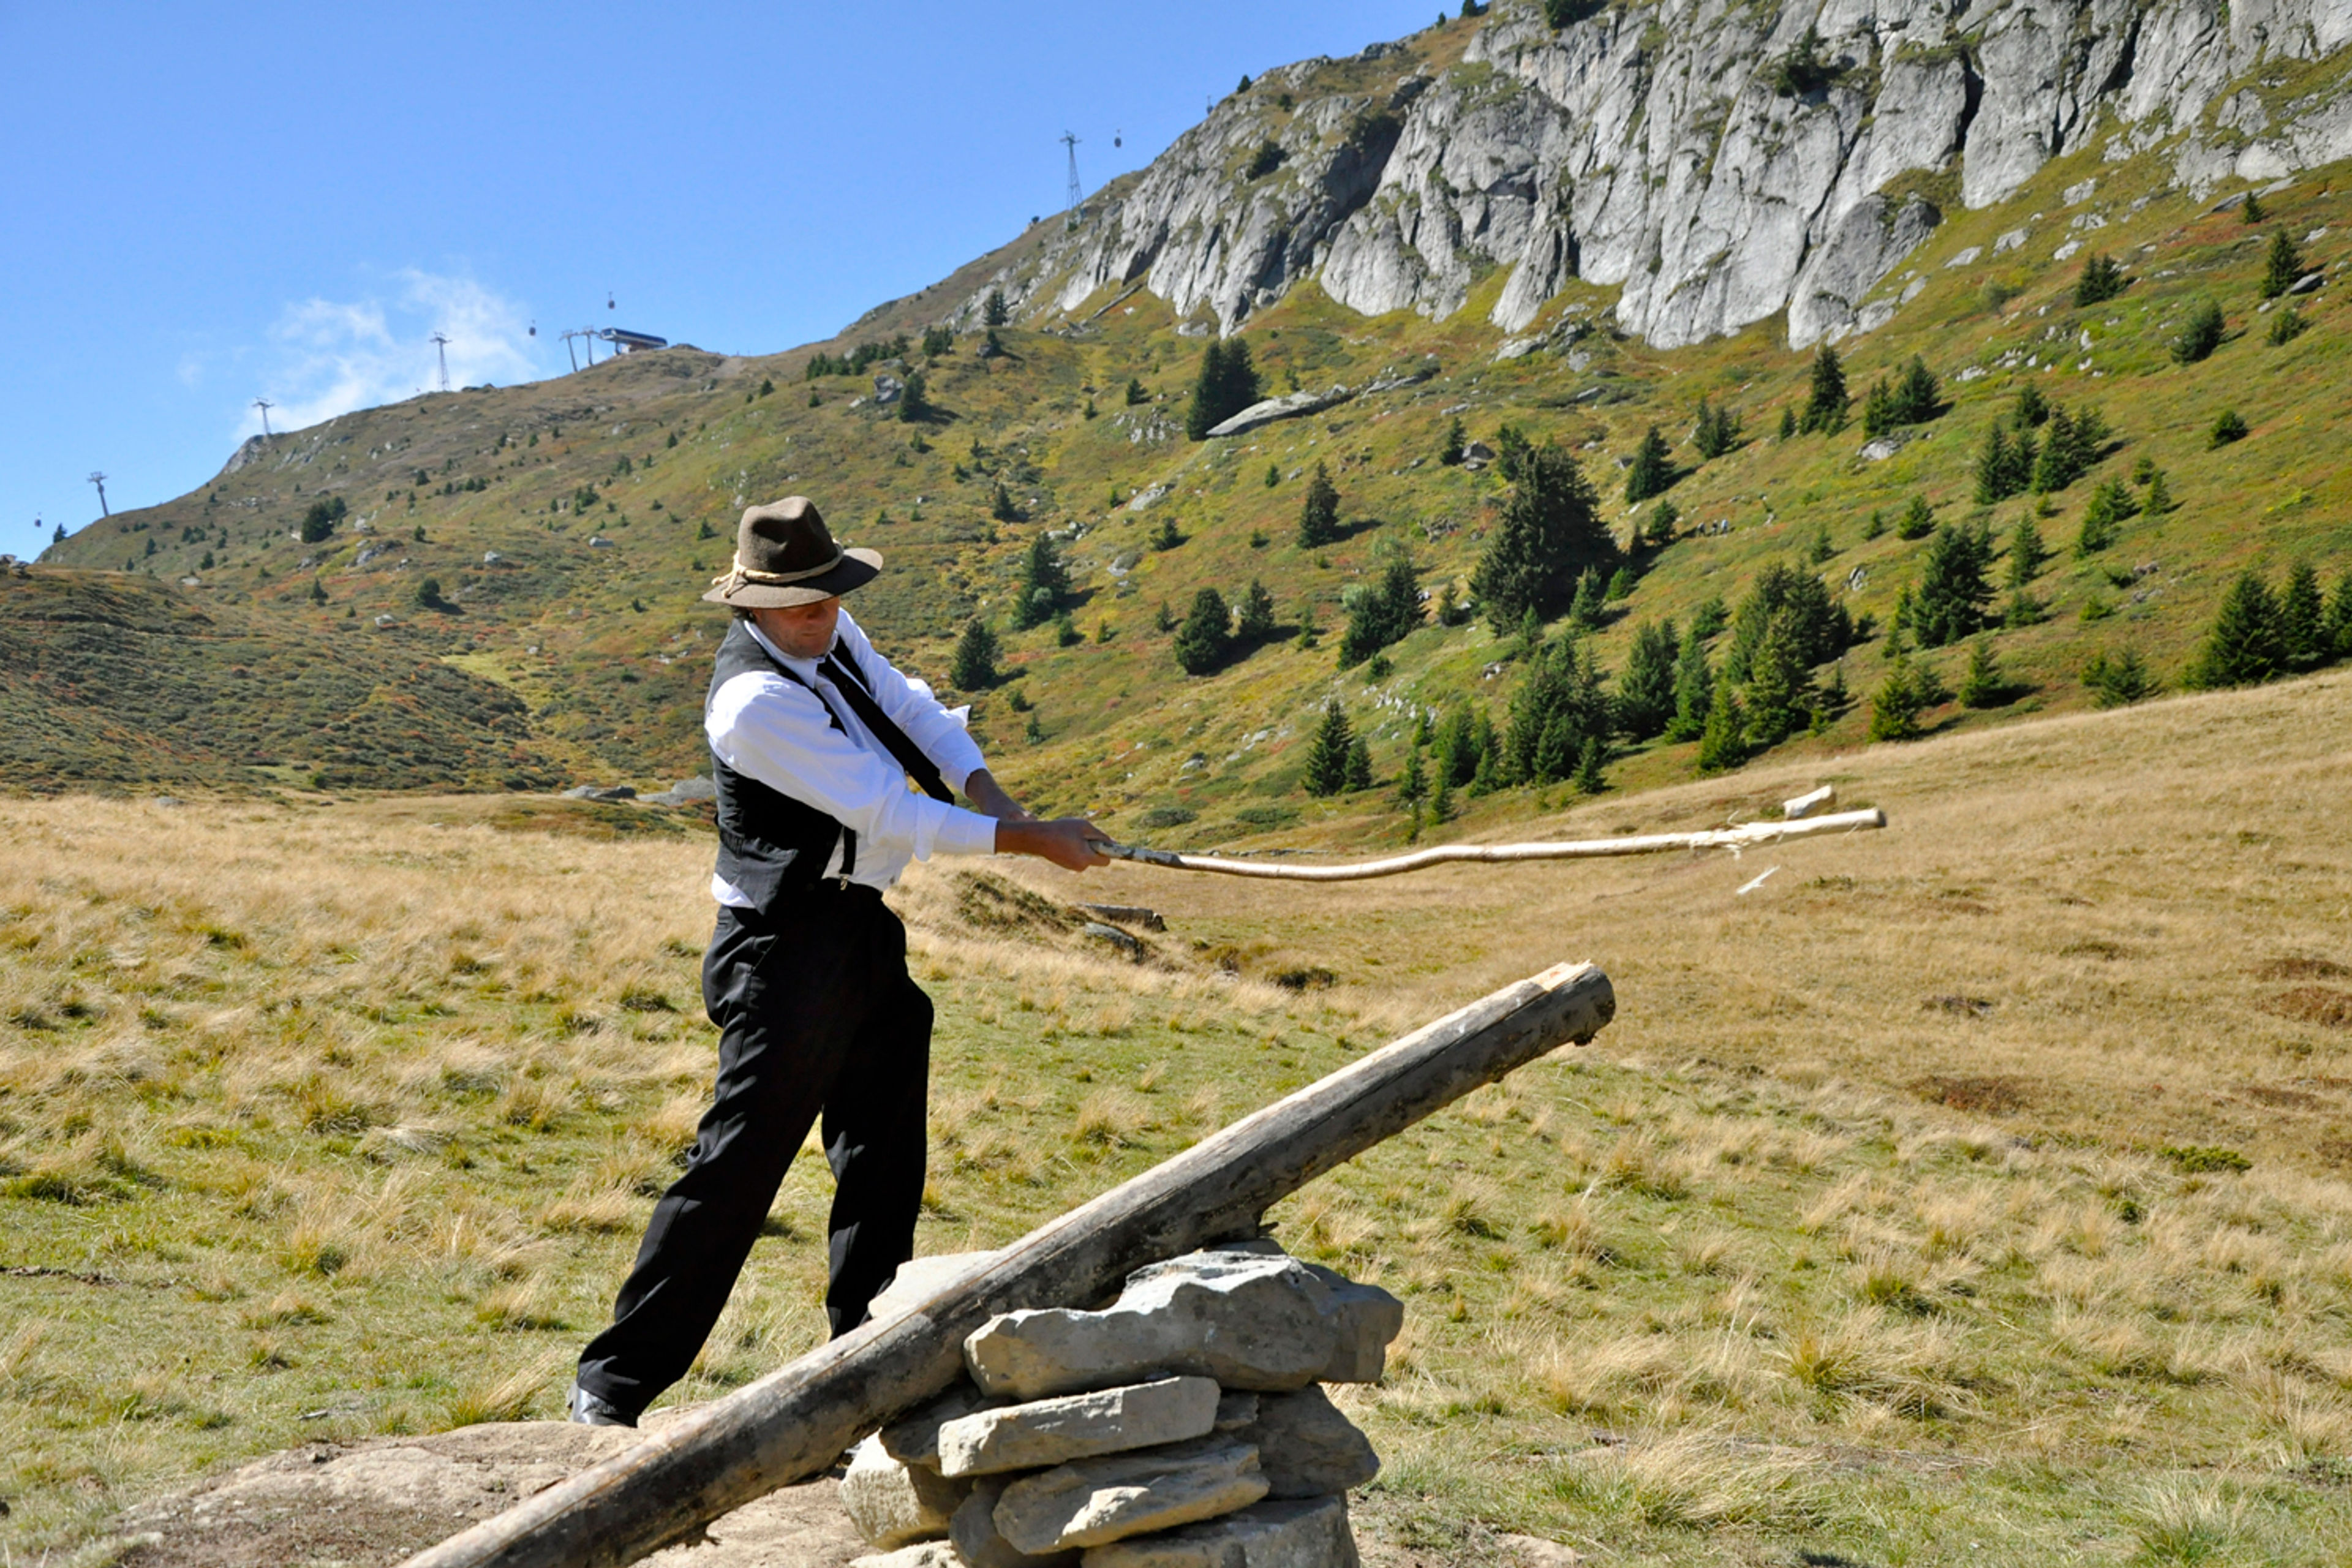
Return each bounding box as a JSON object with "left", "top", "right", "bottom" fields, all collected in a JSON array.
[
  {"left": 949, "top": 0, "right": 2352, "bottom": 352},
  {"left": 938, "top": 1376, "right": 1223, "bottom": 1477},
  {"left": 1229, "top": 1387, "right": 1379, "bottom": 1499},
  {"left": 993, "top": 1437, "right": 1270, "bottom": 1555},
  {"left": 841, "top": 1435, "right": 971, "bottom": 1550},
  {"left": 1080, "top": 1495, "right": 1360, "bottom": 1568},
  {"left": 963, "top": 1247, "right": 1404, "bottom": 1400}
]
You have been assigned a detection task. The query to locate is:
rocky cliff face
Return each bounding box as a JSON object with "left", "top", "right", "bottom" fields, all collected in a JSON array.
[{"left": 968, "top": 0, "right": 2352, "bottom": 350}]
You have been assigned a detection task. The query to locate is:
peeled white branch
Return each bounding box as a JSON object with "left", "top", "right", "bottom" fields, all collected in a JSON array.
[{"left": 1097, "top": 807, "right": 1887, "bottom": 883}]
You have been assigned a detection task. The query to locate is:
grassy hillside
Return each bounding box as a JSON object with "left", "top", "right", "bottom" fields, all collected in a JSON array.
[
  {"left": 5, "top": 675, "right": 2352, "bottom": 1562},
  {"left": 0, "top": 570, "right": 567, "bottom": 792},
  {"left": 29, "top": 78, "right": 2352, "bottom": 836}
]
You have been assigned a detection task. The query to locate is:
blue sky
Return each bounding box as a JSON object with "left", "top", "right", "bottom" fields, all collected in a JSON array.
[{"left": 3, "top": 1, "right": 1438, "bottom": 552}]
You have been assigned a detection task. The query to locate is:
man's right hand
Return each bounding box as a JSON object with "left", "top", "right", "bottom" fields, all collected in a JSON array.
[{"left": 997, "top": 817, "right": 1113, "bottom": 872}]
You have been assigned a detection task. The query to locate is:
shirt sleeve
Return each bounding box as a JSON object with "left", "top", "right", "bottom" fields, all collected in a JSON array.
[
  {"left": 832, "top": 609, "right": 991, "bottom": 793},
  {"left": 707, "top": 669, "right": 999, "bottom": 861}
]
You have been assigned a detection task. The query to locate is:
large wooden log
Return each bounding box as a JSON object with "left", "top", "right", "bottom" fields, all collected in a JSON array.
[{"left": 398, "top": 960, "right": 1615, "bottom": 1568}]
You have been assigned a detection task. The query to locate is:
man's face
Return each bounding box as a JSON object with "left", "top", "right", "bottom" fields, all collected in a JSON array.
[{"left": 752, "top": 597, "right": 841, "bottom": 660}]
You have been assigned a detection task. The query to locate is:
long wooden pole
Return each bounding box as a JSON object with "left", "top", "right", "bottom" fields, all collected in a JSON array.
[
  {"left": 1097, "top": 807, "right": 1886, "bottom": 881},
  {"left": 398, "top": 961, "right": 1615, "bottom": 1568}
]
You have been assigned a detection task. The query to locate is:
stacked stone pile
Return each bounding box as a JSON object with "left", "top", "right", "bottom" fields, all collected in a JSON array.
[{"left": 841, "top": 1241, "right": 1402, "bottom": 1568}]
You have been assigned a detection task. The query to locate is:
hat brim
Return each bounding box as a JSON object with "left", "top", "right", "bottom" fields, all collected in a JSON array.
[{"left": 701, "top": 547, "right": 881, "bottom": 607}]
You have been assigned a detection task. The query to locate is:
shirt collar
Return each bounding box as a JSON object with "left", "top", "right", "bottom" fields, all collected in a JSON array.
[{"left": 744, "top": 617, "right": 838, "bottom": 676}]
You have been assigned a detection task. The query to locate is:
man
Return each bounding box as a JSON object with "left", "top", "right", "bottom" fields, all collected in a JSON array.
[{"left": 570, "top": 496, "right": 1107, "bottom": 1427}]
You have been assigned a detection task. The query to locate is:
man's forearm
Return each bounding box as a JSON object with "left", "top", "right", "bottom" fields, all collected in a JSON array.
[{"left": 962, "top": 769, "right": 1032, "bottom": 823}]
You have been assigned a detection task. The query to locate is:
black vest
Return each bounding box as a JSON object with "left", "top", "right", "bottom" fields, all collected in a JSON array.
[{"left": 706, "top": 621, "right": 949, "bottom": 911}]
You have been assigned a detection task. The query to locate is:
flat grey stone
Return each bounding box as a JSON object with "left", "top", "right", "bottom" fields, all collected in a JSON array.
[
  {"left": 1079, "top": 1495, "right": 1359, "bottom": 1568},
  {"left": 1211, "top": 1391, "right": 1259, "bottom": 1433},
  {"left": 995, "top": 1437, "right": 1268, "bottom": 1555},
  {"left": 851, "top": 1546, "right": 963, "bottom": 1568},
  {"left": 878, "top": 1381, "right": 1010, "bottom": 1470},
  {"left": 1231, "top": 1387, "right": 1378, "bottom": 1498},
  {"left": 953, "top": 1477, "right": 1082, "bottom": 1567},
  {"left": 939, "top": 1376, "right": 1220, "bottom": 1477},
  {"left": 964, "top": 1248, "right": 1402, "bottom": 1400},
  {"left": 870, "top": 1250, "right": 1004, "bottom": 1324},
  {"left": 841, "top": 1434, "right": 970, "bottom": 1550}
]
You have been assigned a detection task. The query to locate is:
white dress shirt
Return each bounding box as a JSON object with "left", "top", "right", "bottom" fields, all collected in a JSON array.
[{"left": 707, "top": 609, "right": 998, "bottom": 900}]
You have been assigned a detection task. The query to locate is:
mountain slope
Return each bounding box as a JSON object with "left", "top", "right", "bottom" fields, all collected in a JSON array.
[
  {"left": 979, "top": 0, "right": 2352, "bottom": 348},
  {"left": 26, "top": 2, "right": 2352, "bottom": 835}
]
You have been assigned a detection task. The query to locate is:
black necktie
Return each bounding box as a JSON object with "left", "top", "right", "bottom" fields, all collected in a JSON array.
[{"left": 820, "top": 652, "right": 954, "bottom": 804}]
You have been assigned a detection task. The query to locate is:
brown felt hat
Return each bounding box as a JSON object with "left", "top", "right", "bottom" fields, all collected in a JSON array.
[{"left": 700, "top": 497, "right": 881, "bottom": 607}]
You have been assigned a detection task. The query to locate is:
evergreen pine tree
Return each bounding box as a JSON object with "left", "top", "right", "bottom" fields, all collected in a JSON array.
[
  {"left": 2242, "top": 189, "right": 2266, "bottom": 223},
  {"left": 1809, "top": 521, "right": 1835, "bottom": 564},
  {"left": 1861, "top": 377, "right": 1898, "bottom": 440},
  {"left": 2082, "top": 646, "right": 2159, "bottom": 708},
  {"left": 1471, "top": 442, "right": 1615, "bottom": 631},
  {"left": 2015, "top": 383, "right": 2051, "bottom": 428},
  {"left": 1666, "top": 633, "right": 1714, "bottom": 742},
  {"left": 1867, "top": 657, "right": 1932, "bottom": 741},
  {"left": 1974, "top": 423, "right": 2022, "bottom": 505},
  {"left": 1623, "top": 425, "right": 1673, "bottom": 502},
  {"left": 1692, "top": 396, "right": 1740, "bottom": 458},
  {"left": 1897, "top": 495, "right": 1936, "bottom": 540},
  {"left": 992, "top": 483, "right": 1022, "bottom": 523},
  {"left": 1695, "top": 688, "right": 1748, "bottom": 774},
  {"left": 1236, "top": 579, "right": 1278, "bottom": 643},
  {"left": 1172, "top": 588, "right": 1231, "bottom": 676},
  {"left": 1303, "top": 701, "right": 1354, "bottom": 796},
  {"left": 1958, "top": 638, "right": 2005, "bottom": 708},
  {"left": 1778, "top": 406, "right": 1798, "bottom": 441},
  {"left": 1573, "top": 736, "right": 1608, "bottom": 794},
  {"left": 2007, "top": 518, "right": 2048, "bottom": 587},
  {"left": 1799, "top": 342, "right": 1849, "bottom": 434},
  {"left": 1398, "top": 743, "right": 1428, "bottom": 807},
  {"left": 2209, "top": 409, "right": 2248, "bottom": 447},
  {"left": 1439, "top": 417, "right": 1467, "bottom": 466},
  {"left": 2261, "top": 228, "right": 2306, "bottom": 299},
  {"left": 2073, "top": 253, "right": 2127, "bottom": 307},
  {"left": 2280, "top": 560, "right": 2326, "bottom": 669},
  {"left": 1343, "top": 736, "right": 1374, "bottom": 791},
  {"left": 1436, "top": 705, "right": 1479, "bottom": 787},
  {"left": 1743, "top": 612, "right": 1817, "bottom": 746},
  {"left": 1616, "top": 618, "right": 1681, "bottom": 739},
  {"left": 2267, "top": 306, "right": 2310, "bottom": 345},
  {"left": 1893, "top": 355, "right": 1941, "bottom": 424},
  {"left": 948, "top": 619, "right": 1000, "bottom": 689},
  {"left": 982, "top": 288, "right": 1011, "bottom": 326},
  {"left": 2329, "top": 571, "right": 2352, "bottom": 659},
  {"left": 2172, "top": 300, "right": 2226, "bottom": 364},
  {"left": 2187, "top": 570, "right": 2286, "bottom": 688},
  {"left": 1910, "top": 522, "right": 1995, "bottom": 647},
  {"left": 1012, "top": 533, "right": 1068, "bottom": 628},
  {"left": 1297, "top": 462, "right": 1341, "bottom": 547},
  {"left": 1569, "top": 567, "right": 1608, "bottom": 629}
]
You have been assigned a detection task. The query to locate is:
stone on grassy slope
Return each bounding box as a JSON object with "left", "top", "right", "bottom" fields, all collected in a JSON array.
[
  {"left": 995, "top": 1437, "right": 1268, "bottom": 1555},
  {"left": 869, "top": 1250, "right": 1003, "bottom": 1322},
  {"left": 965, "top": 1246, "right": 1403, "bottom": 1400},
  {"left": 1078, "top": 1494, "right": 1359, "bottom": 1568},
  {"left": 878, "top": 1381, "right": 1009, "bottom": 1469},
  {"left": 841, "top": 1434, "right": 971, "bottom": 1549},
  {"left": 953, "top": 1477, "right": 1082, "bottom": 1568},
  {"left": 1231, "top": 1387, "right": 1378, "bottom": 1499},
  {"left": 939, "top": 1376, "right": 1221, "bottom": 1477}
]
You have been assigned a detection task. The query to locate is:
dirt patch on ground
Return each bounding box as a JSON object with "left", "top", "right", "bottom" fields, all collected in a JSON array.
[
  {"left": 2264, "top": 987, "right": 2352, "bottom": 1028},
  {"left": 1910, "top": 1075, "right": 2031, "bottom": 1115},
  {"left": 108, "top": 1419, "right": 864, "bottom": 1568},
  {"left": 2240, "top": 1082, "right": 2326, "bottom": 1109},
  {"left": 2253, "top": 957, "right": 2350, "bottom": 981}
]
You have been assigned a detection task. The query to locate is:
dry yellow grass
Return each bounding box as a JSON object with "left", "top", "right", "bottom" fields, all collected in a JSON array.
[
  {"left": 1003, "top": 666, "right": 2352, "bottom": 1174},
  {"left": 6, "top": 676, "right": 2352, "bottom": 1561}
]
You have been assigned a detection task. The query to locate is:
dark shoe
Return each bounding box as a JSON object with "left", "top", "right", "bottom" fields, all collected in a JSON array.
[{"left": 567, "top": 1381, "right": 636, "bottom": 1428}]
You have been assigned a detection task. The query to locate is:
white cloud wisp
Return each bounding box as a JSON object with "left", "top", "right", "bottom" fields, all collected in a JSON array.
[{"left": 243, "top": 271, "right": 550, "bottom": 439}]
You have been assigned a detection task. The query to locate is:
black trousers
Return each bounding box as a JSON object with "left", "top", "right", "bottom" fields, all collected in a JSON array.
[{"left": 575, "top": 884, "right": 932, "bottom": 1418}]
